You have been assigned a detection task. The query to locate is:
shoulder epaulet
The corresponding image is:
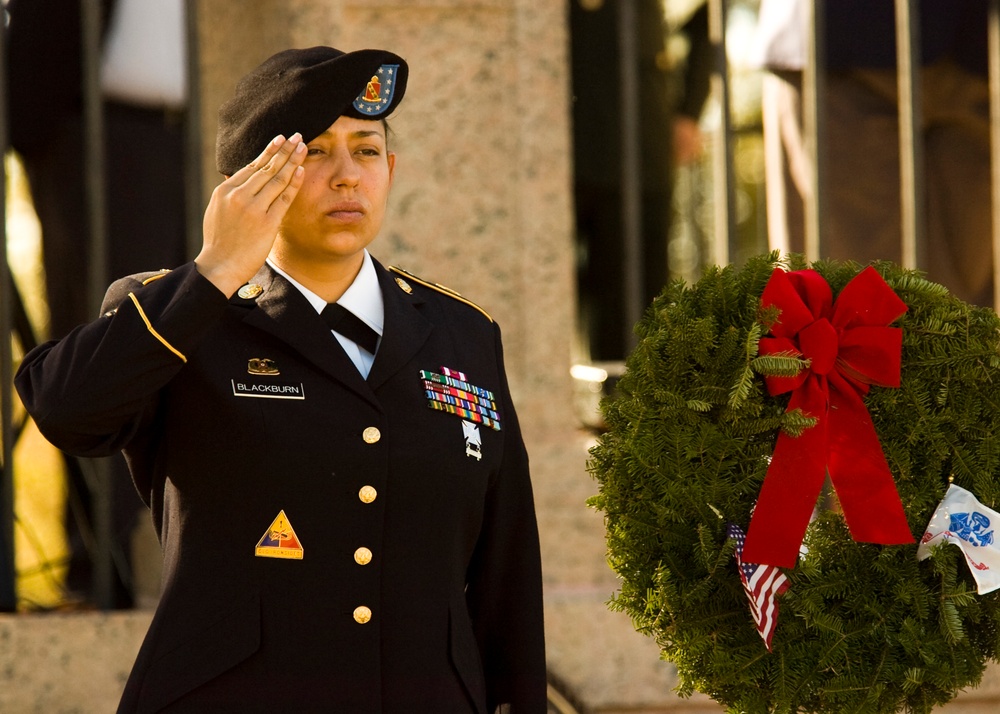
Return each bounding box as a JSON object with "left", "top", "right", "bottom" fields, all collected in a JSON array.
[
  {"left": 388, "top": 265, "right": 493, "bottom": 323},
  {"left": 101, "top": 269, "right": 173, "bottom": 317},
  {"left": 140, "top": 269, "right": 171, "bottom": 285}
]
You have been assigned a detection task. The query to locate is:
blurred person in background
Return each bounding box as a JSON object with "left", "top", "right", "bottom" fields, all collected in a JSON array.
[
  {"left": 666, "top": 0, "right": 711, "bottom": 168},
  {"left": 571, "top": 0, "right": 711, "bottom": 362},
  {"left": 752, "top": 0, "right": 992, "bottom": 306}
]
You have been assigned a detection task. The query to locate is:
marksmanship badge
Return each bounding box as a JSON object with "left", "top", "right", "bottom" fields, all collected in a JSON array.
[{"left": 462, "top": 420, "right": 483, "bottom": 460}]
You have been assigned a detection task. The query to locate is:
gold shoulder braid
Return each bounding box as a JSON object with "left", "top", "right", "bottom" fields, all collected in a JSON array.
[
  {"left": 388, "top": 266, "right": 493, "bottom": 323},
  {"left": 141, "top": 269, "right": 172, "bottom": 285}
]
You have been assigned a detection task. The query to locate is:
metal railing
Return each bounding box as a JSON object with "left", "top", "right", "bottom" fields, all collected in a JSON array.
[
  {"left": 990, "top": 0, "right": 1000, "bottom": 309},
  {"left": 707, "top": 0, "right": 1000, "bottom": 281}
]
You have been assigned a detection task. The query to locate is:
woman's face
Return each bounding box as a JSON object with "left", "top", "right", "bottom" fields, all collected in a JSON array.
[{"left": 275, "top": 115, "right": 395, "bottom": 264}]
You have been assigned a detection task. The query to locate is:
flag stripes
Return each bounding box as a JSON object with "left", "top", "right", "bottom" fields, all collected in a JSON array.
[{"left": 728, "top": 523, "right": 789, "bottom": 651}]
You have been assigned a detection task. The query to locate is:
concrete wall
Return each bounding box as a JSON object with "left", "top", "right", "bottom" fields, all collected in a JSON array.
[{"left": 3, "top": 1, "right": 1000, "bottom": 712}]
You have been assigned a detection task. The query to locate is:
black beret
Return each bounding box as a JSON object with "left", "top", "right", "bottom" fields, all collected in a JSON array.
[{"left": 216, "top": 46, "right": 408, "bottom": 175}]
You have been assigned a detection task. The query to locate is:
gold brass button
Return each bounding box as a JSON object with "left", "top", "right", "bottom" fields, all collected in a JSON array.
[
  {"left": 362, "top": 427, "right": 381, "bottom": 444},
  {"left": 354, "top": 547, "right": 373, "bottom": 565},
  {"left": 358, "top": 485, "right": 377, "bottom": 503},
  {"left": 353, "top": 605, "right": 372, "bottom": 624}
]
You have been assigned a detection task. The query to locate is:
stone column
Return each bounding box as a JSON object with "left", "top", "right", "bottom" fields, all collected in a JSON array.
[{"left": 194, "top": 0, "right": 681, "bottom": 709}]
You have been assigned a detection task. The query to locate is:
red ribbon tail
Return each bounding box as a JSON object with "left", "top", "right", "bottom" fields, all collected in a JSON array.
[
  {"left": 743, "top": 424, "right": 828, "bottom": 568},
  {"left": 828, "top": 394, "right": 914, "bottom": 545}
]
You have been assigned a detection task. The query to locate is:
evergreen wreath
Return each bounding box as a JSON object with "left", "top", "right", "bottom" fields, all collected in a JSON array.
[{"left": 588, "top": 253, "right": 1000, "bottom": 713}]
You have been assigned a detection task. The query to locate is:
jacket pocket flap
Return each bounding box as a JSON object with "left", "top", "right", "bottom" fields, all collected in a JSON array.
[{"left": 135, "top": 590, "right": 261, "bottom": 713}]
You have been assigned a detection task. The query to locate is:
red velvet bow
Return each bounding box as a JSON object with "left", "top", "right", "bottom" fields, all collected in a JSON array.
[{"left": 741, "top": 267, "right": 915, "bottom": 568}]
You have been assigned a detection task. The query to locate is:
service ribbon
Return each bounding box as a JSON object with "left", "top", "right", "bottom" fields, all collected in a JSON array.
[{"left": 742, "top": 267, "right": 915, "bottom": 568}]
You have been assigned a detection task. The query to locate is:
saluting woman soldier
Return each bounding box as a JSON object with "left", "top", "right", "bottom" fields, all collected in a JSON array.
[{"left": 16, "top": 46, "right": 546, "bottom": 713}]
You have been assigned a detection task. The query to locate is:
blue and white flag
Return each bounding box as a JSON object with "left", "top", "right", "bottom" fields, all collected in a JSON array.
[{"left": 917, "top": 484, "right": 1000, "bottom": 594}]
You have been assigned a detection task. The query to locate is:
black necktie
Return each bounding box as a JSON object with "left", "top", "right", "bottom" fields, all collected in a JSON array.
[{"left": 321, "top": 303, "right": 379, "bottom": 355}]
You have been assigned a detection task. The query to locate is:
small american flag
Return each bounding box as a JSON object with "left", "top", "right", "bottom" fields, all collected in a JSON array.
[{"left": 727, "top": 523, "right": 789, "bottom": 651}]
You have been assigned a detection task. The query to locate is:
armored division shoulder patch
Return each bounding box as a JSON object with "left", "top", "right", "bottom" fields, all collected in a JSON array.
[
  {"left": 255, "top": 510, "right": 304, "bottom": 560},
  {"left": 387, "top": 265, "right": 493, "bottom": 323}
]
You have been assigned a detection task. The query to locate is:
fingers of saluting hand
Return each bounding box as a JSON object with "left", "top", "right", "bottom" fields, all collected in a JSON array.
[
  {"left": 227, "top": 133, "right": 307, "bottom": 210},
  {"left": 195, "top": 134, "right": 307, "bottom": 297}
]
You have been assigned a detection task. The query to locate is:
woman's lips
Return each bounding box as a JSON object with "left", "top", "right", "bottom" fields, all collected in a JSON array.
[{"left": 326, "top": 202, "right": 365, "bottom": 221}]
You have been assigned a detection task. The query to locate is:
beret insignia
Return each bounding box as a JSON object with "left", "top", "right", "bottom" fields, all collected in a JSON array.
[{"left": 353, "top": 64, "right": 400, "bottom": 116}]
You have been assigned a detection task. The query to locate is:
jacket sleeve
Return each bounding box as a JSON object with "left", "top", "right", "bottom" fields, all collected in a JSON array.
[
  {"left": 465, "top": 321, "right": 547, "bottom": 714},
  {"left": 14, "top": 262, "right": 229, "bottom": 457}
]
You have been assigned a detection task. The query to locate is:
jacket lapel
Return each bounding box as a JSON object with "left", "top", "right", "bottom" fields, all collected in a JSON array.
[
  {"left": 237, "top": 264, "right": 376, "bottom": 405},
  {"left": 367, "top": 258, "right": 433, "bottom": 391}
]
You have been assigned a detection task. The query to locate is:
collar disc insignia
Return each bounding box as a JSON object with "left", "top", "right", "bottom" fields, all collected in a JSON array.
[{"left": 238, "top": 283, "right": 263, "bottom": 299}]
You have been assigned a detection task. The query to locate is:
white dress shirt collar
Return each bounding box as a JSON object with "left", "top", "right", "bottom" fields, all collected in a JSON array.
[{"left": 266, "top": 251, "right": 384, "bottom": 378}]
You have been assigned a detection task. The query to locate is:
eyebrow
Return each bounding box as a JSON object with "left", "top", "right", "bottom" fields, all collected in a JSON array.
[{"left": 314, "top": 129, "right": 385, "bottom": 140}]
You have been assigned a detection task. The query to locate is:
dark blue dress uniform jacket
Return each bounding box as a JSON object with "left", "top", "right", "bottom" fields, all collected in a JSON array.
[{"left": 15, "top": 258, "right": 546, "bottom": 713}]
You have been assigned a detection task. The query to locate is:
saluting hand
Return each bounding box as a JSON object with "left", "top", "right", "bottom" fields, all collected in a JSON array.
[{"left": 195, "top": 133, "right": 307, "bottom": 297}]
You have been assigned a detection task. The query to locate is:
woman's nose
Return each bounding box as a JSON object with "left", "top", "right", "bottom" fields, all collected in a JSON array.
[{"left": 328, "top": 148, "right": 361, "bottom": 187}]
